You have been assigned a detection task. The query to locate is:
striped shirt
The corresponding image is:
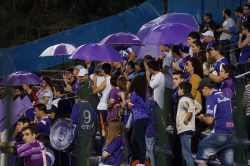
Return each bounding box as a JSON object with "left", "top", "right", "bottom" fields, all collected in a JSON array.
[{"left": 242, "top": 86, "right": 250, "bottom": 116}]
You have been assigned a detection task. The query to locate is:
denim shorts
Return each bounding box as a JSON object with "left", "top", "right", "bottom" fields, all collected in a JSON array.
[{"left": 195, "top": 133, "right": 236, "bottom": 165}]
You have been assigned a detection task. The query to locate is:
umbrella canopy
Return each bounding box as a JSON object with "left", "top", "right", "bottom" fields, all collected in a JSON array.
[
  {"left": 99, "top": 32, "right": 144, "bottom": 46},
  {"left": 132, "top": 13, "right": 199, "bottom": 58},
  {"left": 145, "top": 23, "right": 195, "bottom": 45},
  {"left": 69, "top": 44, "right": 124, "bottom": 62},
  {"left": 0, "top": 71, "right": 44, "bottom": 86},
  {"left": 39, "top": 43, "right": 77, "bottom": 57}
]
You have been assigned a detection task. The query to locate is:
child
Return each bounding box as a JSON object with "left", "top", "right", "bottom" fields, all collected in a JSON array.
[
  {"left": 102, "top": 119, "right": 126, "bottom": 166},
  {"left": 33, "top": 103, "right": 51, "bottom": 135},
  {"left": 99, "top": 123, "right": 108, "bottom": 165},
  {"left": 177, "top": 82, "right": 202, "bottom": 166},
  {"left": 36, "top": 133, "right": 55, "bottom": 166},
  {"left": 107, "top": 75, "right": 121, "bottom": 121}
]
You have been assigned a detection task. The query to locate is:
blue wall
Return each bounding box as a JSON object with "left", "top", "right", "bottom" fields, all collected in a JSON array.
[
  {"left": 168, "top": 0, "right": 247, "bottom": 24},
  {"left": 0, "top": 0, "right": 164, "bottom": 78}
]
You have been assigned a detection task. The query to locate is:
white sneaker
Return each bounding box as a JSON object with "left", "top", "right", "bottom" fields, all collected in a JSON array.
[
  {"left": 135, "top": 164, "right": 145, "bottom": 166},
  {"left": 165, "top": 125, "right": 174, "bottom": 131},
  {"left": 201, "top": 128, "right": 211, "bottom": 136}
]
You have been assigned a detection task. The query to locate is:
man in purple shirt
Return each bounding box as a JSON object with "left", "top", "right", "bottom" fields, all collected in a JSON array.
[
  {"left": 202, "top": 31, "right": 216, "bottom": 48},
  {"left": 34, "top": 103, "right": 51, "bottom": 135}
]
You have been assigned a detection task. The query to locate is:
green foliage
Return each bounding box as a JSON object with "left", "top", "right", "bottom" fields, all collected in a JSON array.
[{"left": 0, "top": 0, "right": 147, "bottom": 48}]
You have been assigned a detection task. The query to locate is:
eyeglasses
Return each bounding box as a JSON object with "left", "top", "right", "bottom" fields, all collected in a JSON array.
[{"left": 220, "top": 70, "right": 225, "bottom": 73}]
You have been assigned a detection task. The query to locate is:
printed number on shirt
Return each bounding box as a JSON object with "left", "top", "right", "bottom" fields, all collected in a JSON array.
[{"left": 81, "top": 110, "right": 92, "bottom": 130}]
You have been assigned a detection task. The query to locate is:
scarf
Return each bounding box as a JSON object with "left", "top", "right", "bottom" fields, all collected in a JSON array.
[
  {"left": 243, "top": 14, "right": 250, "bottom": 22},
  {"left": 179, "top": 92, "right": 194, "bottom": 101},
  {"left": 36, "top": 83, "right": 48, "bottom": 97}
]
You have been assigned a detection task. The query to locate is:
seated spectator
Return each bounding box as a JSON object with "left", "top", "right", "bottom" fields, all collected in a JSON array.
[
  {"left": 131, "top": 58, "right": 146, "bottom": 78},
  {"left": 62, "top": 67, "right": 77, "bottom": 92},
  {"left": 202, "top": 31, "right": 216, "bottom": 48},
  {"left": 205, "top": 48, "right": 215, "bottom": 69},
  {"left": 187, "top": 32, "right": 200, "bottom": 56},
  {"left": 37, "top": 76, "right": 53, "bottom": 111},
  {"left": 12, "top": 117, "right": 30, "bottom": 142},
  {"left": 34, "top": 103, "right": 51, "bottom": 135},
  {"left": 84, "top": 60, "right": 95, "bottom": 76},
  {"left": 202, "top": 13, "right": 216, "bottom": 33},
  {"left": 172, "top": 45, "right": 184, "bottom": 71},
  {"left": 22, "top": 84, "right": 38, "bottom": 105},
  {"left": 191, "top": 40, "right": 206, "bottom": 57},
  {"left": 50, "top": 85, "right": 73, "bottom": 123},
  {"left": 185, "top": 57, "right": 204, "bottom": 105},
  {"left": 122, "top": 60, "right": 137, "bottom": 79},
  {"left": 197, "top": 51, "right": 207, "bottom": 69},
  {"left": 71, "top": 65, "right": 84, "bottom": 94}
]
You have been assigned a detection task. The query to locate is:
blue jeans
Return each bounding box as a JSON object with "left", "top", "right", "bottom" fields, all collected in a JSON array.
[
  {"left": 180, "top": 135, "right": 194, "bottom": 166},
  {"left": 195, "top": 133, "right": 236, "bottom": 165},
  {"left": 122, "top": 121, "right": 131, "bottom": 163},
  {"left": 146, "top": 137, "right": 156, "bottom": 166}
]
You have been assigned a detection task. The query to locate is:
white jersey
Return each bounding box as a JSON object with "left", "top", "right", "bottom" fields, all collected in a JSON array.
[{"left": 97, "top": 76, "right": 112, "bottom": 110}]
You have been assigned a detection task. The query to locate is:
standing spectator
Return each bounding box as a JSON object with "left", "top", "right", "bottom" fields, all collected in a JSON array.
[
  {"left": 187, "top": 32, "right": 200, "bottom": 56},
  {"left": 156, "top": 44, "right": 172, "bottom": 61},
  {"left": 37, "top": 76, "right": 53, "bottom": 111},
  {"left": 131, "top": 58, "right": 146, "bottom": 78},
  {"left": 177, "top": 82, "right": 201, "bottom": 166},
  {"left": 111, "top": 62, "right": 122, "bottom": 76},
  {"left": 202, "top": 31, "right": 216, "bottom": 48},
  {"left": 84, "top": 60, "right": 95, "bottom": 76},
  {"left": 185, "top": 57, "right": 204, "bottom": 105},
  {"left": 202, "top": 13, "right": 216, "bottom": 33},
  {"left": 191, "top": 40, "right": 206, "bottom": 57},
  {"left": 71, "top": 65, "right": 84, "bottom": 94},
  {"left": 22, "top": 84, "right": 38, "bottom": 105},
  {"left": 146, "top": 60, "right": 165, "bottom": 110},
  {"left": 62, "top": 67, "right": 77, "bottom": 92},
  {"left": 196, "top": 78, "right": 236, "bottom": 166},
  {"left": 90, "top": 63, "right": 105, "bottom": 88},
  {"left": 216, "top": 9, "right": 235, "bottom": 64},
  {"left": 122, "top": 60, "right": 137, "bottom": 79},
  {"left": 172, "top": 45, "right": 185, "bottom": 71},
  {"left": 243, "top": 4, "right": 250, "bottom": 23},
  {"left": 143, "top": 55, "right": 153, "bottom": 69},
  {"left": 203, "top": 43, "right": 229, "bottom": 89}
]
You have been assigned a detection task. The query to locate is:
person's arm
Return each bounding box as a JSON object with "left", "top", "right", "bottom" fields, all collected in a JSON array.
[
  {"left": 160, "top": 66, "right": 169, "bottom": 74},
  {"left": 120, "top": 92, "right": 127, "bottom": 109},
  {"left": 197, "top": 97, "right": 216, "bottom": 124},
  {"left": 91, "top": 75, "right": 107, "bottom": 94},
  {"left": 102, "top": 151, "right": 110, "bottom": 159},
  {"left": 217, "top": 28, "right": 230, "bottom": 34},
  {"left": 203, "top": 69, "right": 223, "bottom": 84},
  {"left": 233, "top": 19, "right": 242, "bottom": 34},
  {"left": 49, "top": 113, "right": 55, "bottom": 120},
  {"left": 128, "top": 94, "right": 134, "bottom": 110},
  {"left": 183, "top": 100, "right": 195, "bottom": 125},
  {"left": 70, "top": 105, "right": 78, "bottom": 122},
  {"left": 184, "top": 112, "right": 192, "bottom": 125},
  {"left": 172, "top": 62, "right": 181, "bottom": 70},
  {"left": 0, "top": 142, "right": 15, "bottom": 154},
  {"left": 238, "top": 33, "right": 250, "bottom": 48},
  {"left": 107, "top": 99, "right": 115, "bottom": 111},
  {"left": 146, "top": 67, "right": 151, "bottom": 87},
  {"left": 198, "top": 114, "right": 214, "bottom": 125}
]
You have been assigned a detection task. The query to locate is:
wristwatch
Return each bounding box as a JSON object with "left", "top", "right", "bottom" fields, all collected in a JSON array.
[{"left": 206, "top": 72, "right": 210, "bottom": 77}]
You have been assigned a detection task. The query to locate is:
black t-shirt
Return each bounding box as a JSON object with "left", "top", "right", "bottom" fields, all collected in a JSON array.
[
  {"left": 201, "top": 20, "right": 216, "bottom": 33},
  {"left": 50, "top": 96, "right": 73, "bottom": 123},
  {"left": 111, "top": 67, "right": 121, "bottom": 76}
]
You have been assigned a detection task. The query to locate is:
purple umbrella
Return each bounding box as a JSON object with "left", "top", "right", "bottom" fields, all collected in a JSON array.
[
  {"left": 132, "top": 13, "right": 199, "bottom": 58},
  {"left": 69, "top": 44, "right": 124, "bottom": 62},
  {"left": 0, "top": 71, "right": 44, "bottom": 86},
  {"left": 99, "top": 32, "right": 144, "bottom": 46},
  {"left": 145, "top": 23, "right": 195, "bottom": 45}
]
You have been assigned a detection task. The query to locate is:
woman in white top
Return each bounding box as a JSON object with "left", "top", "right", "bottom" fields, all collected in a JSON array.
[{"left": 37, "top": 76, "right": 53, "bottom": 110}]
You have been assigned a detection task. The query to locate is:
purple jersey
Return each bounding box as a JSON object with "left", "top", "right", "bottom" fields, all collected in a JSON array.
[
  {"left": 205, "top": 40, "right": 216, "bottom": 48},
  {"left": 212, "top": 57, "right": 229, "bottom": 89},
  {"left": 129, "top": 92, "right": 149, "bottom": 120},
  {"left": 239, "top": 34, "right": 250, "bottom": 65},
  {"left": 146, "top": 100, "right": 158, "bottom": 138},
  {"left": 103, "top": 136, "right": 124, "bottom": 166},
  {"left": 107, "top": 87, "right": 121, "bottom": 121},
  {"left": 183, "top": 55, "right": 191, "bottom": 63},
  {"left": 72, "top": 80, "right": 81, "bottom": 93},
  {"left": 37, "top": 116, "right": 51, "bottom": 135},
  {"left": 206, "top": 91, "right": 235, "bottom": 134},
  {"left": 13, "top": 140, "right": 46, "bottom": 166}
]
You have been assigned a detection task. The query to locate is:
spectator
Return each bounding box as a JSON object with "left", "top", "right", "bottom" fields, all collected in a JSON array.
[
  {"left": 185, "top": 57, "right": 204, "bottom": 105},
  {"left": 239, "top": 22, "right": 250, "bottom": 72},
  {"left": 203, "top": 43, "right": 229, "bottom": 89},
  {"left": 131, "top": 58, "right": 146, "bottom": 78},
  {"left": 22, "top": 84, "right": 38, "bottom": 105},
  {"left": 216, "top": 9, "right": 235, "bottom": 64},
  {"left": 14, "top": 86, "right": 24, "bottom": 97},
  {"left": 63, "top": 67, "right": 77, "bottom": 93},
  {"left": 122, "top": 60, "right": 137, "bottom": 79},
  {"left": 233, "top": 7, "right": 244, "bottom": 62},
  {"left": 37, "top": 76, "right": 53, "bottom": 111},
  {"left": 90, "top": 63, "right": 105, "bottom": 88},
  {"left": 219, "top": 64, "right": 235, "bottom": 99},
  {"left": 146, "top": 60, "right": 165, "bottom": 110},
  {"left": 177, "top": 82, "right": 201, "bottom": 166},
  {"left": 143, "top": 55, "right": 153, "bottom": 69},
  {"left": 111, "top": 62, "right": 122, "bottom": 76},
  {"left": 202, "top": 31, "right": 216, "bottom": 48},
  {"left": 156, "top": 44, "right": 172, "bottom": 61},
  {"left": 178, "top": 44, "right": 191, "bottom": 63},
  {"left": 206, "top": 48, "right": 215, "bottom": 69},
  {"left": 202, "top": 13, "right": 216, "bottom": 33},
  {"left": 34, "top": 103, "right": 51, "bottom": 135},
  {"left": 196, "top": 78, "right": 236, "bottom": 166},
  {"left": 25, "top": 94, "right": 36, "bottom": 122},
  {"left": 12, "top": 117, "right": 30, "bottom": 142},
  {"left": 125, "top": 48, "right": 137, "bottom": 61},
  {"left": 71, "top": 65, "right": 84, "bottom": 94},
  {"left": 197, "top": 51, "right": 207, "bottom": 69},
  {"left": 84, "top": 60, "right": 95, "bottom": 76},
  {"left": 50, "top": 85, "right": 73, "bottom": 123},
  {"left": 243, "top": 4, "right": 250, "bottom": 23},
  {"left": 171, "top": 45, "right": 185, "bottom": 71},
  {"left": 191, "top": 40, "right": 206, "bottom": 57},
  {"left": 187, "top": 32, "right": 200, "bottom": 56}
]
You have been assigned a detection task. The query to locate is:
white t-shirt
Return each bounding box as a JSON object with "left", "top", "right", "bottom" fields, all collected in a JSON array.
[
  {"left": 162, "top": 52, "right": 174, "bottom": 89},
  {"left": 189, "top": 47, "right": 193, "bottom": 57},
  {"left": 90, "top": 74, "right": 105, "bottom": 87},
  {"left": 203, "top": 62, "right": 207, "bottom": 70},
  {"left": 150, "top": 72, "right": 165, "bottom": 110},
  {"left": 220, "top": 18, "right": 235, "bottom": 40},
  {"left": 97, "top": 76, "right": 112, "bottom": 110},
  {"left": 38, "top": 90, "right": 53, "bottom": 110}
]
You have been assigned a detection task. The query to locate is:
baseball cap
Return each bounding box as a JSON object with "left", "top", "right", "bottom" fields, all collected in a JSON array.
[
  {"left": 133, "top": 58, "right": 144, "bottom": 67},
  {"left": 164, "top": 44, "right": 172, "bottom": 48},
  {"left": 74, "top": 65, "right": 84, "bottom": 71},
  {"left": 204, "top": 13, "right": 212, "bottom": 19},
  {"left": 78, "top": 68, "right": 88, "bottom": 77},
  {"left": 178, "top": 44, "right": 190, "bottom": 53},
  {"left": 196, "top": 78, "right": 215, "bottom": 90},
  {"left": 202, "top": 31, "right": 214, "bottom": 38}
]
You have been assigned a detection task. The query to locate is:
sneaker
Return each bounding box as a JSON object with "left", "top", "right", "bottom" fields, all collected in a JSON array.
[
  {"left": 165, "top": 125, "right": 174, "bottom": 131},
  {"left": 201, "top": 128, "right": 211, "bottom": 136},
  {"left": 120, "top": 161, "right": 129, "bottom": 166},
  {"left": 135, "top": 164, "right": 145, "bottom": 166}
]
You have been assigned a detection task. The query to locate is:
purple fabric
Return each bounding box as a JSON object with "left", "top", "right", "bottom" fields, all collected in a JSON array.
[
  {"left": 206, "top": 40, "right": 216, "bottom": 48},
  {"left": 219, "top": 77, "right": 235, "bottom": 100},
  {"left": 26, "top": 107, "right": 35, "bottom": 122},
  {"left": 37, "top": 116, "right": 51, "bottom": 135},
  {"left": 129, "top": 92, "right": 149, "bottom": 120},
  {"left": 107, "top": 87, "right": 121, "bottom": 122},
  {"left": 103, "top": 136, "right": 124, "bottom": 166},
  {"left": 145, "top": 23, "right": 197, "bottom": 45},
  {"left": 72, "top": 80, "right": 81, "bottom": 93},
  {"left": 99, "top": 32, "right": 144, "bottom": 46},
  {"left": 127, "top": 70, "right": 137, "bottom": 79},
  {"left": 0, "top": 71, "right": 44, "bottom": 85},
  {"left": 172, "top": 88, "right": 179, "bottom": 102},
  {"left": 69, "top": 44, "right": 124, "bottom": 62},
  {"left": 213, "top": 57, "right": 229, "bottom": 89},
  {"left": 14, "top": 140, "right": 45, "bottom": 166},
  {"left": 146, "top": 100, "right": 158, "bottom": 138}
]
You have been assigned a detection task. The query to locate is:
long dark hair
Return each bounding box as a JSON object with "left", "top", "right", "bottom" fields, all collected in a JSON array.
[
  {"left": 197, "top": 51, "right": 207, "bottom": 65},
  {"left": 41, "top": 76, "right": 53, "bottom": 88},
  {"left": 189, "top": 57, "right": 204, "bottom": 79},
  {"left": 193, "top": 40, "right": 206, "bottom": 52},
  {"left": 129, "top": 75, "right": 147, "bottom": 101}
]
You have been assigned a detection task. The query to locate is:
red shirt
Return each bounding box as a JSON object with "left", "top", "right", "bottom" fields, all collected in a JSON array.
[{"left": 30, "top": 91, "right": 38, "bottom": 106}]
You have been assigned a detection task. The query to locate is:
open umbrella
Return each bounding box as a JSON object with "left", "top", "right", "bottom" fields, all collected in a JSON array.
[
  {"left": 69, "top": 44, "right": 123, "bottom": 62},
  {"left": 132, "top": 13, "right": 199, "bottom": 58},
  {"left": 99, "top": 32, "right": 144, "bottom": 47},
  {"left": 39, "top": 43, "right": 77, "bottom": 64},
  {"left": 0, "top": 71, "right": 44, "bottom": 86},
  {"left": 145, "top": 23, "right": 195, "bottom": 45}
]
